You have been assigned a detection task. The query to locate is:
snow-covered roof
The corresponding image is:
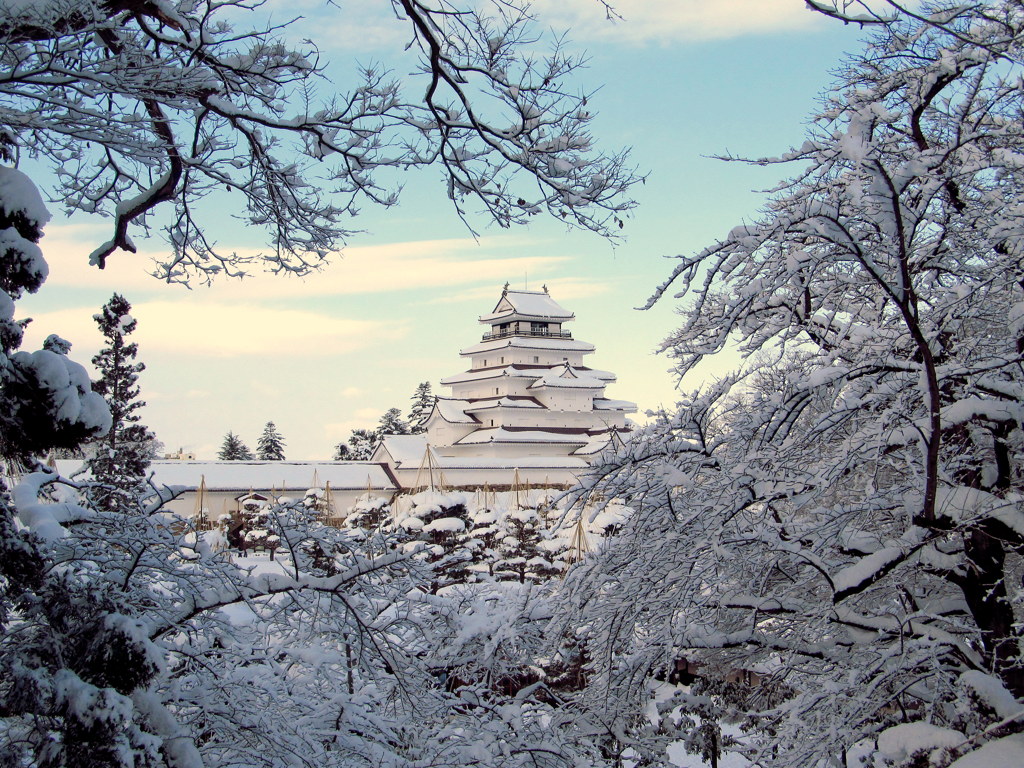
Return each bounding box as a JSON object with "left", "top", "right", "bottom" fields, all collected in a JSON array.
[
  {"left": 528, "top": 365, "right": 607, "bottom": 390},
  {"left": 373, "top": 434, "right": 429, "bottom": 468},
  {"left": 464, "top": 396, "right": 545, "bottom": 412},
  {"left": 429, "top": 455, "right": 589, "bottom": 470},
  {"left": 479, "top": 289, "right": 574, "bottom": 323},
  {"left": 441, "top": 364, "right": 547, "bottom": 386},
  {"left": 459, "top": 335, "right": 595, "bottom": 356},
  {"left": 593, "top": 397, "right": 638, "bottom": 413},
  {"left": 433, "top": 398, "right": 478, "bottom": 423},
  {"left": 454, "top": 427, "right": 593, "bottom": 446},
  {"left": 53, "top": 460, "right": 398, "bottom": 492},
  {"left": 571, "top": 435, "right": 614, "bottom": 455}
]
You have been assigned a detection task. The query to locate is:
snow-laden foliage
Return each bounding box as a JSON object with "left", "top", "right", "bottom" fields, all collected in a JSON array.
[
  {"left": 0, "top": 166, "right": 109, "bottom": 461},
  {"left": 558, "top": 4, "right": 1024, "bottom": 767},
  {"left": 86, "top": 293, "right": 155, "bottom": 513},
  {"left": 336, "top": 428, "right": 376, "bottom": 461},
  {"left": 3, "top": 470, "right": 611, "bottom": 768},
  {"left": 255, "top": 421, "right": 286, "bottom": 461},
  {"left": 0, "top": 0, "right": 638, "bottom": 283},
  {"left": 407, "top": 382, "right": 435, "bottom": 435},
  {"left": 216, "top": 430, "right": 252, "bottom": 461}
]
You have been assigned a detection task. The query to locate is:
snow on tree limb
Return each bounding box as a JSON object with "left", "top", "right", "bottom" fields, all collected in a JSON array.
[
  {"left": 0, "top": 0, "right": 639, "bottom": 283},
  {"left": 559, "top": 4, "right": 1024, "bottom": 766}
]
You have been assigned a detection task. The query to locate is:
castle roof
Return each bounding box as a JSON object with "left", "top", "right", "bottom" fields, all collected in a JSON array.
[
  {"left": 440, "top": 363, "right": 547, "bottom": 386},
  {"left": 593, "top": 397, "right": 638, "bottom": 413},
  {"left": 459, "top": 335, "right": 595, "bottom": 356},
  {"left": 433, "top": 398, "right": 478, "bottom": 424},
  {"left": 463, "top": 396, "right": 545, "bottom": 412},
  {"left": 479, "top": 288, "right": 574, "bottom": 324},
  {"left": 453, "top": 426, "right": 595, "bottom": 446},
  {"left": 373, "top": 434, "right": 590, "bottom": 470},
  {"left": 528, "top": 364, "right": 609, "bottom": 390}
]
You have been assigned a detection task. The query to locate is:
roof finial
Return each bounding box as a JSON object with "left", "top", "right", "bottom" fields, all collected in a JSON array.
[
  {"left": 542, "top": 283, "right": 548, "bottom": 293},
  {"left": 502, "top": 281, "right": 509, "bottom": 295}
]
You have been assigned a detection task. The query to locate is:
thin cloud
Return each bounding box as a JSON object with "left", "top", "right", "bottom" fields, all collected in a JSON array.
[
  {"left": 21, "top": 301, "right": 409, "bottom": 359},
  {"left": 37, "top": 225, "right": 572, "bottom": 299},
  {"left": 268, "top": 1, "right": 824, "bottom": 51},
  {"left": 536, "top": 0, "right": 823, "bottom": 44}
]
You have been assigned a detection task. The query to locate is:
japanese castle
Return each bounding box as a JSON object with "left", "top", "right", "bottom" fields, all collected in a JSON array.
[
  {"left": 373, "top": 285, "right": 637, "bottom": 489},
  {"left": 58, "top": 285, "right": 637, "bottom": 521}
]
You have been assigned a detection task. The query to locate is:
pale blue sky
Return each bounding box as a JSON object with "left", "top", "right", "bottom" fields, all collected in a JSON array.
[{"left": 19, "top": 1, "right": 869, "bottom": 459}]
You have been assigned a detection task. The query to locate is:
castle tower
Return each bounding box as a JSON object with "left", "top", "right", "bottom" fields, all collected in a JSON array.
[{"left": 423, "top": 285, "right": 636, "bottom": 460}]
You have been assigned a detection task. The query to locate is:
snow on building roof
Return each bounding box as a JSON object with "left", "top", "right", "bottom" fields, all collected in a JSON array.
[
  {"left": 528, "top": 365, "right": 607, "bottom": 390},
  {"left": 53, "top": 460, "right": 398, "bottom": 492},
  {"left": 454, "top": 427, "right": 594, "bottom": 446},
  {"left": 440, "top": 364, "right": 547, "bottom": 386},
  {"left": 459, "top": 335, "right": 595, "bottom": 356},
  {"left": 434, "top": 398, "right": 479, "bottom": 423},
  {"left": 593, "top": 397, "right": 638, "bottom": 413},
  {"left": 479, "top": 288, "right": 574, "bottom": 323},
  {"left": 373, "top": 434, "right": 429, "bottom": 468},
  {"left": 430, "top": 455, "right": 589, "bottom": 470},
  {"left": 464, "top": 396, "right": 545, "bottom": 412},
  {"left": 571, "top": 436, "right": 614, "bottom": 455}
]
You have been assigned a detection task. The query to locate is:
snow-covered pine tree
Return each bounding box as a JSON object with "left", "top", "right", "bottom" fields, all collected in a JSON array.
[
  {"left": 345, "top": 494, "right": 393, "bottom": 535},
  {"left": 0, "top": 171, "right": 170, "bottom": 768},
  {"left": 376, "top": 407, "right": 410, "bottom": 440},
  {"left": 85, "top": 294, "right": 154, "bottom": 513},
  {"left": 493, "top": 505, "right": 560, "bottom": 584},
  {"left": 218, "top": 431, "right": 253, "bottom": 460},
  {"left": 342, "top": 428, "right": 376, "bottom": 461},
  {"left": 256, "top": 421, "right": 286, "bottom": 461},
  {"left": 407, "top": 381, "right": 435, "bottom": 434},
  {"left": 0, "top": 167, "right": 109, "bottom": 461}
]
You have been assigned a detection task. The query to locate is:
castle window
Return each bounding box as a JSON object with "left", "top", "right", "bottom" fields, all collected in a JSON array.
[{"left": 533, "top": 356, "right": 539, "bottom": 363}]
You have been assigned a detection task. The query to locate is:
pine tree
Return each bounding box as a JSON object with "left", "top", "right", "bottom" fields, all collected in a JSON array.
[
  {"left": 0, "top": 167, "right": 109, "bottom": 461},
  {"left": 256, "top": 421, "right": 286, "bottom": 461},
  {"left": 86, "top": 294, "right": 154, "bottom": 513},
  {"left": 332, "top": 442, "right": 352, "bottom": 460},
  {"left": 218, "top": 431, "right": 253, "bottom": 460},
  {"left": 407, "top": 381, "right": 435, "bottom": 434},
  {"left": 344, "top": 429, "right": 377, "bottom": 461},
  {"left": 376, "top": 408, "right": 410, "bottom": 440}
]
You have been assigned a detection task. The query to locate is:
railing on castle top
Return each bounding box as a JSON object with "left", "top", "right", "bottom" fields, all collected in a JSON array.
[{"left": 481, "top": 329, "right": 573, "bottom": 341}]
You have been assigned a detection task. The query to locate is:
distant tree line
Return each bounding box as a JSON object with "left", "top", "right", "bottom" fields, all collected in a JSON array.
[{"left": 215, "top": 382, "right": 434, "bottom": 463}]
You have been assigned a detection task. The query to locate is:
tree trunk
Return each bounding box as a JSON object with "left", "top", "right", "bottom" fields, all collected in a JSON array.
[{"left": 960, "top": 519, "right": 1024, "bottom": 699}]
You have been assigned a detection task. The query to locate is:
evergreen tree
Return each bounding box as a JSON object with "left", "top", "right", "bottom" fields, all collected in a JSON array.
[
  {"left": 493, "top": 506, "right": 561, "bottom": 584},
  {"left": 376, "top": 407, "right": 410, "bottom": 440},
  {"left": 0, "top": 168, "right": 109, "bottom": 462},
  {"left": 85, "top": 294, "right": 154, "bottom": 513},
  {"left": 332, "top": 442, "right": 352, "bottom": 460},
  {"left": 407, "top": 381, "right": 435, "bottom": 434},
  {"left": 345, "top": 429, "right": 377, "bottom": 461},
  {"left": 218, "top": 431, "right": 253, "bottom": 460},
  {"left": 256, "top": 421, "right": 286, "bottom": 460}
]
